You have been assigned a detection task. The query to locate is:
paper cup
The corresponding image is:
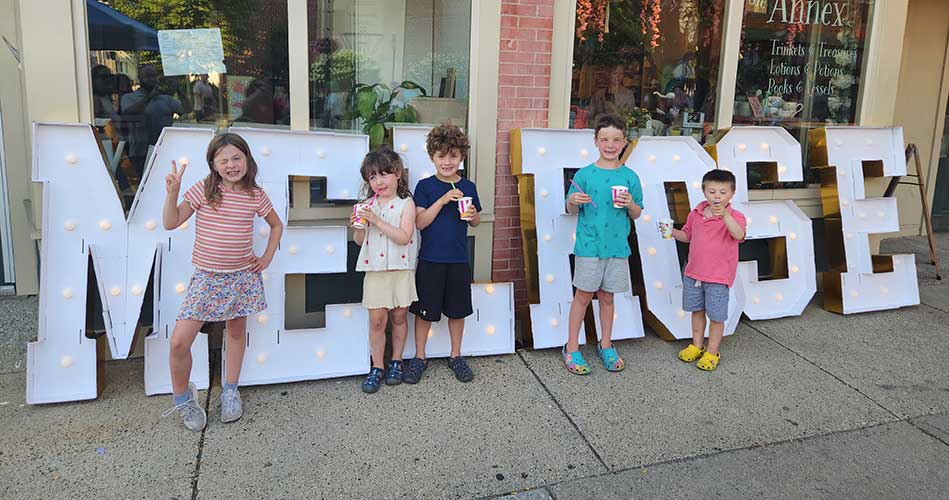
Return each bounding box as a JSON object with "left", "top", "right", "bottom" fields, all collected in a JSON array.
[
  {"left": 658, "top": 218, "right": 674, "bottom": 239},
  {"left": 611, "top": 185, "right": 629, "bottom": 208},
  {"left": 352, "top": 203, "right": 369, "bottom": 229},
  {"left": 458, "top": 196, "right": 474, "bottom": 220}
]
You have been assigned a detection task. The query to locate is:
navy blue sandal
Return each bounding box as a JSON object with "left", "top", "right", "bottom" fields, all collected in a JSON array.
[
  {"left": 362, "top": 367, "right": 385, "bottom": 393},
  {"left": 385, "top": 360, "right": 404, "bottom": 385},
  {"left": 403, "top": 358, "right": 427, "bottom": 384},
  {"left": 448, "top": 356, "right": 473, "bottom": 383}
]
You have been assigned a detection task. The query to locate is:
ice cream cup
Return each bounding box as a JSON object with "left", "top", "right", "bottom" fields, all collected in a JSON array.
[
  {"left": 658, "top": 218, "right": 674, "bottom": 239},
  {"left": 352, "top": 203, "right": 369, "bottom": 229},
  {"left": 458, "top": 196, "right": 474, "bottom": 220},
  {"left": 611, "top": 185, "right": 629, "bottom": 208}
]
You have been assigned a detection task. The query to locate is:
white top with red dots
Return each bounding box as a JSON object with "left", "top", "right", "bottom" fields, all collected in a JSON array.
[{"left": 355, "top": 195, "right": 419, "bottom": 272}]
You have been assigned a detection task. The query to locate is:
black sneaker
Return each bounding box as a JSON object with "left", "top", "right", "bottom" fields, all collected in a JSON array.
[
  {"left": 385, "top": 360, "right": 404, "bottom": 385},
  {"left": 403, "top": 357, "right": 427, "bottom": 384},
  {"left": 448, "top": 356, "right": 473, "bottom": 383}
]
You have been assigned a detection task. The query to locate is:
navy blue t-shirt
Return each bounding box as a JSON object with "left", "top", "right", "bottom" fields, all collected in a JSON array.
[{"left": 414, "top": 175, "right": 482, "bottom": 263}]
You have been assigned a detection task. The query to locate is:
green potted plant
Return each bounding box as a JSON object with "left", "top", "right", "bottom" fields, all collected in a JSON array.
[
  {"left": 346, "top": 81, "right": 427, "bottom": 148},
  {"left": 620, "top": 106, "right": 653, "bottom": 138}
]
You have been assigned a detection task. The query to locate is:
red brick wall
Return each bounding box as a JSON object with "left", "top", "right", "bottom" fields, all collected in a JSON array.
[{"left": 491, "top": 0, "right": 555, "bottom": 306}]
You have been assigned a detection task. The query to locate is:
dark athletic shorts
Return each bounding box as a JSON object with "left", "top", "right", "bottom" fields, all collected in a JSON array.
[{"left": 409, "top": 260, "right": 473, "bottom": 322}]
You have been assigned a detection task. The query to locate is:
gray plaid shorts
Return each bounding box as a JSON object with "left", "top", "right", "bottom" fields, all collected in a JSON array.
[{"left": 682, "top": 275, "right": 730, "bottom": 322}]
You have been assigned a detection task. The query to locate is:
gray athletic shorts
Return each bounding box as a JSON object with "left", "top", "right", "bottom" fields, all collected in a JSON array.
[
  {"left": 573, "top": 257, "right": 630, "bottom": 293},
  {"left": 682, "top": 275, "right": 730, "bottom": 322}
]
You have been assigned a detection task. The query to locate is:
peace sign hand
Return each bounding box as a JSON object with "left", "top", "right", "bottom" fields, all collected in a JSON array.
[{"left": 165, "top": 160, "right": 188, "bottom": 194}]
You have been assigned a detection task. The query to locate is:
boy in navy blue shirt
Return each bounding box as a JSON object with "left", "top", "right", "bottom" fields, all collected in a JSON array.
[{"left": 405, "top": 124, "right": 481, "bottom": 384}]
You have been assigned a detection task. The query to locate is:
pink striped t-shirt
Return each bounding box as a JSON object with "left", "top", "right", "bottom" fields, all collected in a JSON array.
[
  {"left": 682, "top": 201, "right": 746, "bottom": 287},
  {"left": 183, "top": 181, "right": 274, "bottom": 272}
]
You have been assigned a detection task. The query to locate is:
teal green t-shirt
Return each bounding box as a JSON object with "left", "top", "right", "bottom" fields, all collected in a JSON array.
[{"left": 566, "top": 163, "right": 644, "bottom": 258}]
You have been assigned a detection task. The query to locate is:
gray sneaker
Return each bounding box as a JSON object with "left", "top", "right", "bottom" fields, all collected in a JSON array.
[
  {"left": 161, "top": 382, "right": 207, "bottom": 432},
  {"left": 220, "top": 387, "right": 243, "bottom": 423}
]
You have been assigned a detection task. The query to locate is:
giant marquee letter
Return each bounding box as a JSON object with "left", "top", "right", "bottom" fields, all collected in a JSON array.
[
  {"left": 512, "top": 128, "right": 644, "bottom": 349},
  {"left": 392, "top": 126, "right": 516, "bottom": 357},
  {"left": 627, "top": 137, "right": 744, "bottom": 339},
  {"left": 194, "top": 127, "right": 370, "bottom": 389},
  {"left": 706, "top": 127, "right": 816, "bottom": 320},
  {"left": 810, "top": 127, "right": 919, "bottom": 313},
  {"left": 28, "top": 123, "right": 215, "bottom": 403},
  {"left": 29, "top": 123, "right": 515, "bottom": 403}
]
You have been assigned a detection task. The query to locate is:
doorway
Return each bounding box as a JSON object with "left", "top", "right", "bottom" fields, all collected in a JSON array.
[
  {"left": 933, "top": 102, "right": 949, "bottom": 231},
  {"left": 0, "top": 104, "right": 16, "bottom": 285}
]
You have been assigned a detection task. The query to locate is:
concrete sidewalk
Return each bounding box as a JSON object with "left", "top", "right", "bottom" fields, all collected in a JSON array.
[{"left": 1, "top": 234, "right": 947, "bottom": 499}]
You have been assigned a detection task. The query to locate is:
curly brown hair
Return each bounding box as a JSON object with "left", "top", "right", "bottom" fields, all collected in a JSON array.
[
  {"left": 359, "top": 146, "right": 412, "bottom": 201},
  {"left": 425, "top": 123, "right": 470, "bottom": 161},
  {"left": 203, "top": 133, "right": 261, "bottom": 207}
]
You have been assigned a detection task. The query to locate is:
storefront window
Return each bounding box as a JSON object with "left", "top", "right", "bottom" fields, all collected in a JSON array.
[
  {"left": 87, "top": 0, "right": 290, "bottom": 189},
  {"left": 307, "top": 0, "right": 471, "bottom": 148},
  {"left": 569, "top": 0, "right": 725, "bottom": 143},
  {"left": 734, "top": 0, "right": 873, "bottom": 184}
]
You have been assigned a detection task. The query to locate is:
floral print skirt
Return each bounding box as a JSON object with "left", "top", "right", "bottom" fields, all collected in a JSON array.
[{"left": 177, "top": 268, "right": 267, "bottom": 322}]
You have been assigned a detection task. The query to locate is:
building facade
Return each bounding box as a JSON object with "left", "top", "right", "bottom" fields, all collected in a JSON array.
[{"left": 0, "top": 0, "right": 946, "bottom": 324}]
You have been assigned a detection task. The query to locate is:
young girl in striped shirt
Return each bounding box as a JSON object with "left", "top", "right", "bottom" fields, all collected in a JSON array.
[
  {"left": 162, "top": 133, "right": 283, "bottom": 431},
  {"left": 352, "top": 147, "right": 418, "bottom": 393}
]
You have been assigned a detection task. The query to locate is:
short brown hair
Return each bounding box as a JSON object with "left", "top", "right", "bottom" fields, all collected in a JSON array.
[
  {"left": 593, "top": 114, "right": 626, "bottom": 137},
  {"left": 426, "top": 123, "right": 470, "bottom": 160},
  {"left": 702, "top": 169, "right": 736, "bottom": 191}
]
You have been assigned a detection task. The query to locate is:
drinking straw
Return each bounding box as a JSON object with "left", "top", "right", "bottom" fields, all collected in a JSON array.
[
  {"left": 569, "top": 179, "right": 597, "bottom": 208},
  {"left": 450, "top": 181, "right": 457, "bottom": 190}
]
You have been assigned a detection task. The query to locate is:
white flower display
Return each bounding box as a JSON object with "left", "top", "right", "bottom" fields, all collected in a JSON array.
[
  {"left": 831, "top": 74, "right": 855, "bottom": 90},
  {"left": 834, "top": 52, "right": 852, "bottom": 66},
  {"left": 828, "top": 96, "right": 843, "bottom": 111}
]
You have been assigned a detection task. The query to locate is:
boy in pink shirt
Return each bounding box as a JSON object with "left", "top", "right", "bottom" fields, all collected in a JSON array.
[{"left": 667, "top": 169, "right": 746, "bottom": 371}]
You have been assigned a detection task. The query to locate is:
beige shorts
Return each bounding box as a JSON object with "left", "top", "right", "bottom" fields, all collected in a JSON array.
[{"left": 362, "top": 270, "right": 418, "bottom": 310}]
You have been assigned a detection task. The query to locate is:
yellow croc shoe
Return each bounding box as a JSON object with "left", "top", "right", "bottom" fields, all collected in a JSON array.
[
  {"left": 696, "top": 351, "right": 720, "bottom": 371},
  {"left": 678, "top": 344, "right": 705, "bottom": 363}
]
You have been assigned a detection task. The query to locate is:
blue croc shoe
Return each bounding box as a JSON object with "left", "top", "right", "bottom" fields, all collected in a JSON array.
[
  {"left": 362, "top": 367, "right": 385, "bottom": 393},
  {"left": 562, "top": 345, "right": 591, "bottom": 375},
  {"left": 597, "top": 343, "right": 625, "bottom": 372},
  {"left": 385, "top": 360, "right": 404, "bottom": 385}
]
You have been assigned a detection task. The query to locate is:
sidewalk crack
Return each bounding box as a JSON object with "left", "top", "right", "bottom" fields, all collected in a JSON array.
[
  {"left": 516, "top": 350, "right": 610, "bottom": 473},
  {"left": 906, "top": 419, "right": 949, "bottom": 448},
  {"left": 919, "top": 301, "right": 949, "bottom": 315},
  {"left": 190, "top": 349, "right": 217, "bottom": 500},
  {"left": 742, "top": 320, "right": 902, "bottom": 420}
]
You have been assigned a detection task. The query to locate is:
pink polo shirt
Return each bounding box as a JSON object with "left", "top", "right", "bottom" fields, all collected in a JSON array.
[{"left": 681, "top": 201, "right": 746, "bottom": 287}]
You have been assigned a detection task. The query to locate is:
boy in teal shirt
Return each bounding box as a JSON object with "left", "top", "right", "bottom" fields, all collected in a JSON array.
[{"left": 563, "top": 114, "right": 644, "bottom": 375}]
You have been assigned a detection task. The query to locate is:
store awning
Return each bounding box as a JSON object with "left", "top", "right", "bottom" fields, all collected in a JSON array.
[{"left": 86, "top": 0, "right": 159, "bottom": 51}]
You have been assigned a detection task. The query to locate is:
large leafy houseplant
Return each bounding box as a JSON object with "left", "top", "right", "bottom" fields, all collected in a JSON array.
[{"left": 347, "top": 81, "right": 426, "bottom": 148}]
